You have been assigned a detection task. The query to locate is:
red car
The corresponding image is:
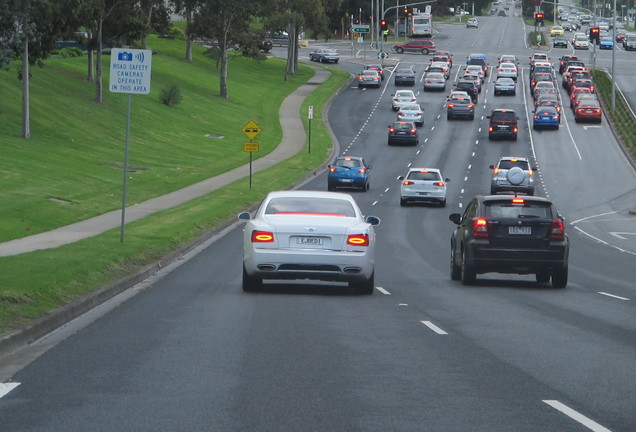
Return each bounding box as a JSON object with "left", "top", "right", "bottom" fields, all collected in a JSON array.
[
  {"left": 574, "top": 100, "right": 602, "bottom": 123},
  {"left": 569, "top": 87, "right": 591, "bottom": 108},
  {"left": 392, "top": 39, "right": 436, "bottom": 55},
  {"left": 571, "top": 93, "right": 598, "bottom": 110}
]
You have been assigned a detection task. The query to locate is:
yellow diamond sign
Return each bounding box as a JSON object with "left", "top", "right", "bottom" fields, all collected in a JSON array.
[{"left": 242, "top": 121, "right": 261, "bottom": 140}]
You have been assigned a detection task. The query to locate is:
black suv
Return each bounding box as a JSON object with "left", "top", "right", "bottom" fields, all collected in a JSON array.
[
  {"left": 449, "top": 195, "right": 569, "bottom": 287},
  {"left": 487, "top": 109, "right": 519, "bottom": 140},
  {"left": 453, "top": 79, "right": 479, "bottom": 103}
]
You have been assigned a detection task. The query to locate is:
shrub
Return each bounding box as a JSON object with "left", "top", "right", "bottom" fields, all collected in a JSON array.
[
  {"left": 159, "top": 84, "right": 183, "bottom": 106},
  {"left": 59, "top": 47, "right": 84, "bottom": 58}
]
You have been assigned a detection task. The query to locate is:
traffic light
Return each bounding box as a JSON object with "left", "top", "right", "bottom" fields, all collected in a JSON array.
[
  {"left": 354, "top": 18, "right": 360, "bottom": 25},
  {"left": 380, "top": 20, "right": 388, "bottom": 31},
  {"left": 589, "top": 27, "right": 600, "bottom": 42},
  {"left": 403, "top": 7, "right": 409, "bottom": 16},
  {"left": 534, "top": 12, "right": 544, "bottom": 26}
]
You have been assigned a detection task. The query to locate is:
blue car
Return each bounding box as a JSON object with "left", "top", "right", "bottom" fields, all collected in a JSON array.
[
  {"left": 327, "top": 156, "right": 371, "bottom": 191},
  {"left": 533, "top": 106, "right": 560, "bottom": 130},
  {"left": 599, "top": 36, "right": 614, "bottom": 50}
]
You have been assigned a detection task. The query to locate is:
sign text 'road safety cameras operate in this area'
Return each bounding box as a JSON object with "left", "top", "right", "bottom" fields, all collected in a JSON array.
[{"left": 109, "top": 48, "right": 152, "bottom": 94}]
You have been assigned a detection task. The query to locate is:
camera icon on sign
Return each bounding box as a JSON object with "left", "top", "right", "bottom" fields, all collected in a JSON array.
[{"left": 117, "top": 51, "right": 133, "bottom": 61}]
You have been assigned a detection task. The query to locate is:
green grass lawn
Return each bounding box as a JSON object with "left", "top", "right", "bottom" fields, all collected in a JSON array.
[{"left": 0, "top": 35, "right": 350, "bottom": 334}]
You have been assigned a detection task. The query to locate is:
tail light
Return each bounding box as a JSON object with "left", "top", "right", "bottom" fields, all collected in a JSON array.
[
  {"left": 550, "top": 219, "right": 565, "bottom": 241},
  {"left": 358, "top": 168, "right": 366, "bottom": 173},
  {"left": 493, "top": 167, "right": 499, "bottom": 174},
  {"left": 513, "top": 127, "right": 519, "bottom": 133},
  {"left": 358, "top": 76, "right": 363, "bottom": 81},
  {"left": 403, "top": 180, "right": 415, "bottom": 185},
  {"left": 251, "top": 230, "right": 274, "bottom": 243},
  {"left": 416, "top": 112, "right": 422, "bottom": 116},
  {"left": 410, "top": 128, "right": 417, "bottom": 133},
  {"left": 347, "top": 234, "right": 369, "bottom": 247},
  {"left": 472, "top": 218, "right": 489, "bottom": 239},
  {"left": 389, "top": 128, "right": 395, "bottom": 132},
  {"left": 433, "top": 181, "right": 445, "bottom": 187},
  {"left": 467, "top": 104, "right": 474, "bottom": 108},
  {"left": 448, "top": 103, "right": 455, "bottom": 107},
  {"left": 329, "top": 167, "right": 337, "bottom": 172},
  {"left": 533, "top": 115, "right": 539, "bottom": 119},
  {"left": 410, "top": 98, "right": 416, "bottom": 102},
  {"left": 489, "top": 126, "right": 494, "bottom": 132},
  {"left": 398, "top": 111, "right": 404, "bottom": 116}
]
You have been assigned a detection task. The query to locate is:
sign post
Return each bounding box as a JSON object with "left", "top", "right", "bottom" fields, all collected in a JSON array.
[
  {"left": 242, "top": 121, "right": 262, "bottom": 189},
  {"left": 308, "top": 105, "right": 313, "bottom": 154},
  {"left": 109, "top": 48, "right": 152, "bottom": 243}
]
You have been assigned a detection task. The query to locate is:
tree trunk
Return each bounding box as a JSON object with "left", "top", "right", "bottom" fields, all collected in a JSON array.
[
  {"left": 185, "top": 8, "right": 192, "bottom": 62},
  {"left": 219, "top": 32, "right": 228, "bottom": 98},
  {"left": 87, "top": 29, "right": 94, "bottom": 82},
  {"left": 21, "top": 38, "right": 30, "bottom": 139},
  {"left": 95, "top": 19, "right": 103, "bottom": 103}
]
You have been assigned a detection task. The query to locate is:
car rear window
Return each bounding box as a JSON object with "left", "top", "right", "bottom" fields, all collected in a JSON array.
[
  {"left": 335, "top": 159, "right": 361, "bottom": 168},
  {"left": 407, "top": 171, "right": 441, "bottom": 181},
  {"left": 491, "top": 111, "right": 516, "bottom": 121},
  {"left": 486, "top": 201, "right": 552, "bottom": 219},
  {"left": 265, "top": 197, "right": 356, "bottom": 217},
  {"left": 393, "top": 122, "right": 414, "bottom": 130},
  {"left": 498, "top": 160, "right": 529, "bottom": 170}
]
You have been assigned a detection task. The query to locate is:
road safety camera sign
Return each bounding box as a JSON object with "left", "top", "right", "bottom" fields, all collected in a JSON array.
[{"left": 109, "top": 48, "right": 152, "bottom": 94}]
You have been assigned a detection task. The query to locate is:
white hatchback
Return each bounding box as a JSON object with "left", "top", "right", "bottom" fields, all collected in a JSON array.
[
  {"left": 496, "top": 62, "right": 518, "bottom": 81},
  {"left": 397, "top": 103, "right": 424, "bottom": 126},
  {"left": 398, "top": 168, "right": 449, "bottom": 207},
  {"left": 238, "top": 191, "right": 381, "bottom": 294}
]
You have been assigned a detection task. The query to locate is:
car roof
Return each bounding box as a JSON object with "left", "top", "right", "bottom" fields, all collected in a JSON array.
[
  {"left": 395, "top": 90, "right": 416, "bottom": 96},
  {"left": 407, "top": 167, "right": 442, "bottom": 174},
  {"left": 492, "top": 108, "right": 516, "bottom": 114},
  {"left": 480, "top": 194, "right": 551, "bottom": 204},
  {"left": 335, "top": 156, "right": 363, "bottom": 161},
  {"left": 266, "top": 190, "right": 357, "bottom": 202}
]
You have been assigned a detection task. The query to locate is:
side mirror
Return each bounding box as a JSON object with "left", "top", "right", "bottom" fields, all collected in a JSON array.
[
  {"left": 445, "top": 178, "right": 450, "bottom": 182},
  {"left": 489, "top": 165, "right": 495, "bottom": 169},
  {"left": 365, "top": 215, "right": 381, "bottom": 226},
  {"left": 238, "top": 212, "right": 251, "bottom": 221},
  {"left": 398, "top": 175, "right": 405, "bottom": 181},
  {"left": 449, "top": 213, "right": 462, "bottom": 224}
]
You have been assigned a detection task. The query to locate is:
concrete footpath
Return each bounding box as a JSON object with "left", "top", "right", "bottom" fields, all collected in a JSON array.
[
  {"left": 0, "top": 68, "right": 331, "bottom": 257},
  {"left": 0, "top": 66, "right": 336, "bottom": 359}
]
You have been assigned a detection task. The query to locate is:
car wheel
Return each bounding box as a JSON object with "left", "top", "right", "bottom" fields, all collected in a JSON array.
[
  {"left": 400, "top": 198, "right": 408, "bottom": 206},
  {"left": 396, "top": 47, "right": 404, "bottom": 54},
  {"left": 447, "top": 113, "right": 452, "bottom": 120},
  {"left": 361, "top": 182, "right": 368, "bottom": 192},
  {"left": 328, "top": 183, "right": 335, "bottom": 191},
  {"left": 439, "top": 199, "right": 446, "bottom": 208},
  {"left": 469, "top": 114, "right": 475, "bottom": 120},
  {"left": 242, "top": 265, "right": 262, "bottom": 292},
  {"left": 536, "top": 270, "right": 551, "bottom": 283},
  {"left": 350, "top": 272, "right": 374, "bottom": 295},
  {"left": 461, "top": 249, "right": 476, "bottom": 285},
  {"left": 421, "top": 48, "right": 429, "bottom": 55},
  {"left": 552, "top": 266, "right": 568, "bottom": 288},
  {"left": 450, "top": 248, "right": 461, "bottom": 281}
]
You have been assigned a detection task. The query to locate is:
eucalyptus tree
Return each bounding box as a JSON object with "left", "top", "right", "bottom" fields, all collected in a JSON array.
[
  {"left": 170, "top": 0, "right": 202, "bottom": 62},
  {"left": 191, "top": 0, "right": 256, "bottom": 99}
]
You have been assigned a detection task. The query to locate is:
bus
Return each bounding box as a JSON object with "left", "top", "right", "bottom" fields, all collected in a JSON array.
[{"left": 411, "top": 12, "right": 433, "bottom": 37}]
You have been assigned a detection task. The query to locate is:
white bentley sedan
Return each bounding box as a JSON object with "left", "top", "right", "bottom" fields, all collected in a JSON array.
[{"left": 238, "top": 191, "right": 380, "bottom": 294}]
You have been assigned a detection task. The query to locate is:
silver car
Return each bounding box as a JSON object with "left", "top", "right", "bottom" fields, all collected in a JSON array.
[
  {"left": 238, "top": 191, "right": 380, "bottom": 294},
  {"left": 397, "top": 103, "right": 424, "bottom": 126},
  {"left": 399, "top": 167, "right": 449, "bottom": 207},
  {"left": 493, "top": 77, "right": 516, "bottom": 95},
  {"left": 489, "top": 156, "right": 536, "bottom": 195},
  {"left": 391, "top": 90, "right": 418, "bottom": 111},
  {"left": 423, "top": 72, "right": 447, "bottom": 91},
  {"left": 309, "top": 48, "right": 340, "bottom": 63},
  {"left": 496, "top": 62, "right": 518, "bottom": 81}
]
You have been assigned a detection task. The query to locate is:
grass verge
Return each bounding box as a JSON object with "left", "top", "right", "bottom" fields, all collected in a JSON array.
[{"left": 0, "top": 36, "right": 350, "bottom": 335}]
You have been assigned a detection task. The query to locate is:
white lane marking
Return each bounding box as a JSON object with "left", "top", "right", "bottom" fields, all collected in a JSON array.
[
  {"left": 571, "top": 211, "right": 619, "bottom": 224},
  {"left": 384, "top": 188, "right": 390, "bottom": 193},
  {"left": 372, "top": 200, "right": 378, "bottom": 206},
  {"left": 421, "top": 321, "right": 448, "bottom": 335},
  {"left": 0, "top": 382, "right": 20, "bottom": 399},
  {"left": 608, "top": 232, "right": 636, "bottom": 240},
  {"left": 572, "top": 226, "right": 636, "bottom": 256},
  {"left": 598, "top": 292, "right": 630, "bottom": 301},
  {"left": 376, "top": 286, "right": 391, "bottom": 295},
  {"left": 542, "top": 400, "right": 612, "bottom": 432}
]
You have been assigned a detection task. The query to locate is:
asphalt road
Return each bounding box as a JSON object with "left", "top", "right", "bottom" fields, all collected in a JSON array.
[{"left": 1, "top": 15, "right": 635, "bottom": 432}]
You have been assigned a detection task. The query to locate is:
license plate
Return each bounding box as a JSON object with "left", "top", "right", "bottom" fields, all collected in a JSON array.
[
  {"left": 418, "top": 192, "right": 429, "bottom": 195},
  {"left": 509, "top": 226, "right": 531, "bottom": 235},
  {"left": 340, "top": 178, "right": 353, "bottom": 182},
  {"left": 586, "top": 110, "right": 594, "bottom": 113},
  {"left": 297, "top": 236, "right": 323, "bottom": 245},
  {"left": 499, "top": 125, "right": 509, "bottom": 129}
]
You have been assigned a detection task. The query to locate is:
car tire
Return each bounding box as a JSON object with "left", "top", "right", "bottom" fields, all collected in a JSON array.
[
  {"left": 421, "top": 48, "right": 429, "bottom": 55},
  {"left": 350, "top": 272, "right": 374, "bottom": 295},
  {"left": 536, "top": 270, "right": 551, "bottom": 283},
  {"left": 552, "top": 266, "right": 568, "bottom": 288},
  {"left": 439, "top": 199, "right": 446, "bottom": 208},
  {"left": 461, "top": 249, "right": 476, "bottom": 285},
  {"left": 396, "top": 47, "right": 404, "bottom": 54},
  {"left": 242, "top": 266, "right": 262, "bottom": 292},
  {"left": 450, "top": 248, "right": 461, "bottom": 281},
  {"left": 469, "top": 114, "right": 475, "bottom": 120},
  {"left": 361, "top": 182, "right": 368, "bottom": 192},
  {"left": 328, "top": 183, "right": 335, "bottom": 191},
  {"left": 447, "top": 113, "right": 452, "bottom": 120},
  {"left": 400, "top": 198, "right": 408, "bottom": 206}
]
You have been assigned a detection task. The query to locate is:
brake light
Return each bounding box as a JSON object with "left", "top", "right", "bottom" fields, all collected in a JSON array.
[
  {"left": 512, "top": 198, "right": 525, "bottom": 204},
  {"left": 493, "top": 167, "right": 499, "bottom": 174},
  {"left": 358, "top": 76, "right": 363, "bottom": 81},
  {"left": 513, "top": 127, "right": 518, "bottom": 133},
  {"left": 389, "top": 128, "right": 395, "bottom": 132},
  {"left": 533, "top": 115, "right": 539, "bottom": 119},
  {"left": 329, "top": 167, "right": 337, "bottom": 172},
  {"left": 550, "top": 219, "right": 565, "bottom": 241},
  {"left": 251, "top": 230, "right": 274, "bottom": 243},
  {"left": 411, "top": 98, "right": 416, "bottom": 102},
  {"left": 403, "top": 180, "right": 415, "bottom": 185},
  {"left": 472, "top": 218, "right": 489, "bottom": 239},
  {"left": 433, "top": 181, "right": 445, "bottom": 187},
  {"left": 358, "top": 168, "right": 366, "bottom": 173},
  {"left": 489, "top": 126, "right": 494, "bottom": 132},
  {"left": 347, "top": 233, "right": 369, "bottom": 246},
  {"left": 448, "top": 103, "right": 455, "bottom": 107},
  {"left": 410, "top": 128, "right": 417, "bottom": 133}
]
